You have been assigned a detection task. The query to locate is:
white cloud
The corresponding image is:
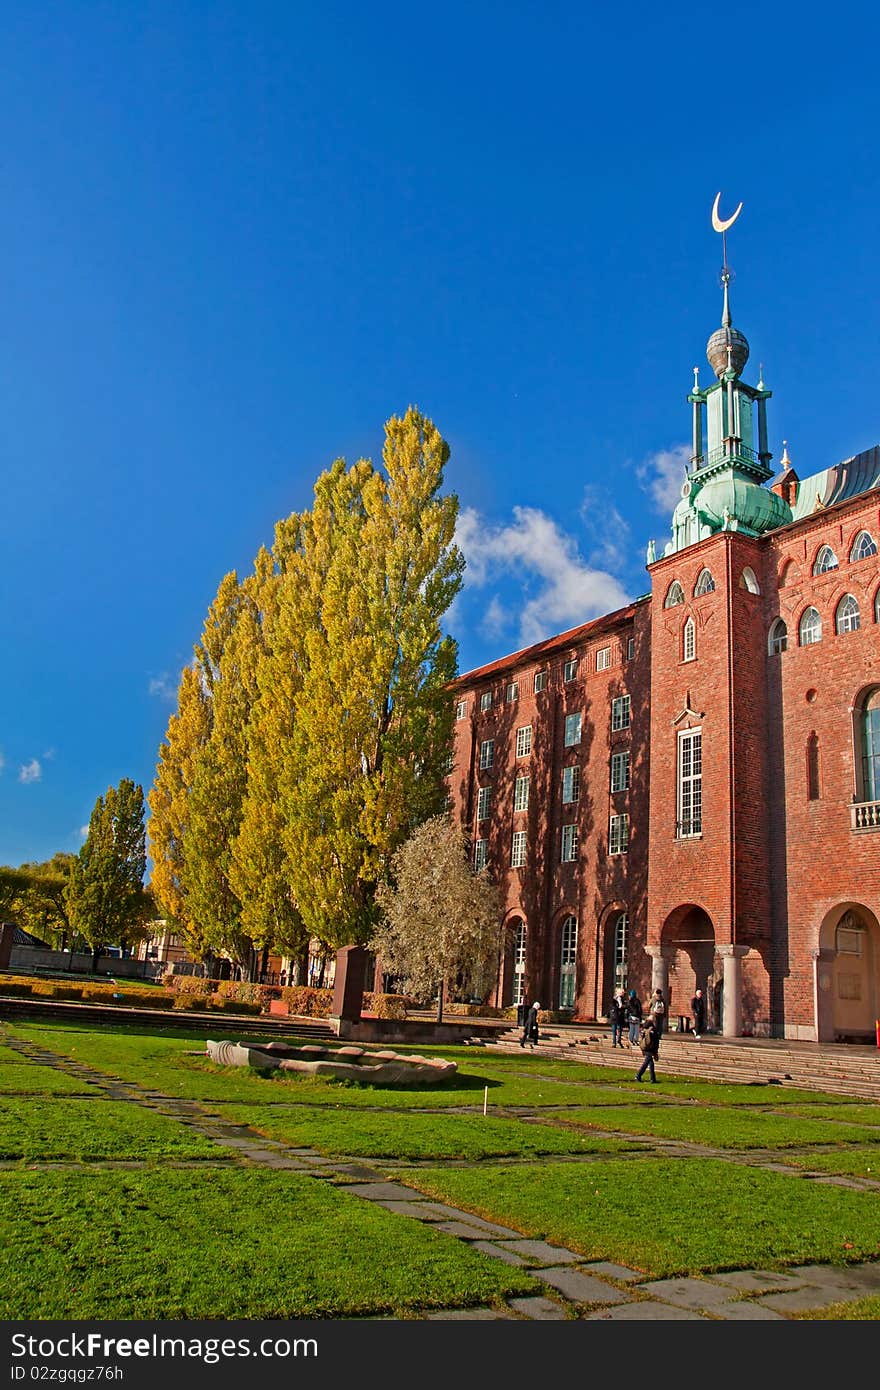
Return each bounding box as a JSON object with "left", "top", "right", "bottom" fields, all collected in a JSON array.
[
  {"left": 637, "top": 444, "right": 691, "bottom": 514},
  {"left": 148, "top": 673, "right": 178, "bottom": 702},
  {"left": 456, "top": 505, "right": 631, "bottom": 647},
  {"left": 19, "top": 759, "right": 42, "bottom": 785},
  {"left": 579, "top": 486, "right": 633, "bottom": 573},
  {"left": 480, "top": 595, "right": 509, "bottom": 640}
]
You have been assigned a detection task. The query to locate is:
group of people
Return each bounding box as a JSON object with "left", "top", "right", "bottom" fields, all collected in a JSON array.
[{"left": 609, "top": 985, "right": 708, "bottom": 1082}]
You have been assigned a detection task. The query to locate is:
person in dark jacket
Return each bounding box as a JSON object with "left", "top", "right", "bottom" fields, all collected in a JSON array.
[
  {"left": 608, "top": 990, "right": 626, "bottom": 1047},
  {"left": 635, "top": 1017, "right": 660, "bottom": 1082},
  {"left": 520, "top": 1000, "right": 541, "bottom": 1049},
  {"left": 626, "top": 988, "right": 643, "bottom": 1046},
  {"left": 691, "top": 989, "right": 706, "bottom": 1038},
  {"left": 648, "top": 988, "right": 666, "bottom": 1047}
]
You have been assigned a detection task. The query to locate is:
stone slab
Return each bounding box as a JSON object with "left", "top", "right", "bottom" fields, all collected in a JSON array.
[
  {"left": 345, "top": 1182, "right": 421, "bottom": 1201},
  {"left": 508, "top": 1296, "right": 569, "bottom": 1320},
  {"left": 373, "top": 1200, "right": 440, "bottom": 1219},
  {"left": 709, "top": 1270, "right": 808, "bottom": 1293},
  {"left": 757, "top": 1287, "right": 853, "bottom": 1313},
  {"left": 581, "top": 1261, "right": 643, "bottom": 1282},
  {"left": 788, "top": 1263, "right": 880, "bottom": 1292},
  {"left": 435, "top": 1220, "right": 512, "bottom": 1240},
  {"left": 469, "top": 1241, "right": 529, "bottom": 1267},
  {"left": 713, "top": 1301, "right": 787, "bottom": 1320},
  {"left": 494, "top": 1239, "right": 580, "bottom": 1265},
  {"left": 586, "top": 1302, "right": 708, "bottom": 1320},
  {"left": 533, "top": 1267, "right": 627, "bottom": 1303},
  {"left": 638, "top": 1277, "right": 738, "bottom": 1311},
  {"left": 327, "top": 1164, "right": 385, "bottom": 1180},
  {"left": 413, "top": 1204, "right": 523, "bottom": 1237}
]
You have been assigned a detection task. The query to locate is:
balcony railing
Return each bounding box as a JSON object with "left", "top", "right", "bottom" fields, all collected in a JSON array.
[{"left": 852, "top": 800, "right": 880, "bottom": 831}]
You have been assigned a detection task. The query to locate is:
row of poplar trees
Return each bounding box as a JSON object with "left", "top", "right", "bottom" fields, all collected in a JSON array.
[{"left": 148, "top": 408, "right": 465, "bottom": 976}]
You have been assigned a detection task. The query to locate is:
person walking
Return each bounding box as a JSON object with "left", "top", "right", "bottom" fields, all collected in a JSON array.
[
  {"left": 608, "top": 989, "right": 626, "bottom": 1047},
  {"left": 691, "top": 988, "right": 706, "bottom": 1038},
  {"left": 626, "top": 988, "right": 643, "bottom": 1047},
  {"left": 520, "top": 1000, "right": 541, "bottom": 1049},
  {"left": 635, "top": 1015, "right": 660, "bottom": 1082},
  {"left": 648, "top": 988, "right": 666, "bottom": 1048}
]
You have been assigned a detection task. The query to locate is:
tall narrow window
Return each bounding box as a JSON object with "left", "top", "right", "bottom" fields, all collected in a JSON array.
[
  {"left": 610, "top": 749, "right": 631, "bottom": 792},
  {"left": 480, "top": 691, "right": 493, "bottom": 711},
  {"left": 515, "top": 725, "right": 533, "bottom": 758},
  {"left": 836, "top": 594, "right": 861, "bottom": 635},
  {"left": 677, "top": 728, "right": 702, "bottom": 837},
  {"left": 564, "top": 712, "right": 582, "bottom": 746},
  {"left": 534, "top": 670, "right": 547, "bottom": 693},
  {"left": 514, "top": 775, "right": 530, "bottom": 812},
  {"left": 479, "top": 739, "right": 494, "bottom": 770},
  {"left": 562, "top": 765, "right": 580, "bottom": 803},
  {"left": 859, "top": 691, "right": 880, "bottom": 803},
  {"left": 473, "top": 839, "right": 487, "bottom": 872},
  {"left": 806, "top": 732, "right": 820, "bottom": 801},
  {"left": 512, "top": 921, "right": 526, "bottom": 1006},
  {"left": 563, "top": 658, "right": 578, "bottom": 682},
  {"left": 683, "top": 616, "right": 696, "bottom": 662},
  {"left": 611, "top": 695, "right": 631, "bottom": 731},
  {"left": 511, "top": 831, "right": 527, "bottom": 869},
  {"left": 559, "top": 915, "right": 578, "bottom": 1009},
  {"left": 609, "top": 814, "right": 629, "bottom": 855},
  {"left": 455, "top": 699, "right": 468, "bottom": 720},
  {"left": 813, "top": 545, "right": 838, "bottom": 575},
  {"left": 506, "top": 681, "right": 519, "bottom": 703},
  {"left": 614, "top": 911, "right": 629, "bottom": 991},
  {"left": 799, "top": 607, "right": 822, "bottom": 646},
  {"left": 561, "top": 824, "right": 579, "bottom": 862},
  {"left": 851, "top": 530, "right": 878, "bottom": 562},
  {"left": 627, "top": 636, "right": 636, "bottom": 660},
  {"left": 768, "top": 618, "right": 788, "bottom": 655},
  {"left": 477, "top": 786, "right": 491, "bottom": 821}
]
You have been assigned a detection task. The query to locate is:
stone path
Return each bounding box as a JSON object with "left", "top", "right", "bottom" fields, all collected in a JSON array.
[{"left": 5, "top": 1032, "right": 880, "bottom": 1321}]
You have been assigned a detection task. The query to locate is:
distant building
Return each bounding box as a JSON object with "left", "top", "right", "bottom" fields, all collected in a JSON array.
[{"left": 449, "top": 250, "right": 880, "bottom": 1042}]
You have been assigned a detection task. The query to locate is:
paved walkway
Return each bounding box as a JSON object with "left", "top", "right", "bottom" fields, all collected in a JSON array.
[{"left": 5, "top": 1031, "right": 880, "bottom": 1321}]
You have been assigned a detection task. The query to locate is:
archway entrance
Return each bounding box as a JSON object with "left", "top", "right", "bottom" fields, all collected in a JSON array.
[
  {"left": 660, "top": 904, "right": 716, "bottom": 1028},
  {"left": 500, "top": 917, "right": 527, "bottom": 1008},
  {"left": 817, "top": 904, "right": 880, "bottom": 1041},
  {"left": 599, "top": 907, "right": 629, "bottom": 1017}
]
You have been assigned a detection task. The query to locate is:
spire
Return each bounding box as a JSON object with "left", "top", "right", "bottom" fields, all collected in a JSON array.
[
  {"left": 707, "top": 194, "right": 749, "bottom": 379},
  {"left": 781, "top": 440, "right": 791, "bottom": 470}
]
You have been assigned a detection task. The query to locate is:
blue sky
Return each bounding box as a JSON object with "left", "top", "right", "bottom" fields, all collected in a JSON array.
[{"left": 2, "top": 0, "right": 879, "bottom": 866}]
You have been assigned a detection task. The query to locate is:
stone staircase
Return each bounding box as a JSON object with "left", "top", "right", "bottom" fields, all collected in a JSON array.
[{"left": 484, "top": 1024, "right": 880, "bottom": 1101}]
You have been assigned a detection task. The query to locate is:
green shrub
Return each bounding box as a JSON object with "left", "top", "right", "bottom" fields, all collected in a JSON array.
[
  {"left": 212, "top": 998, "right": 262, "bottom": 1016},
  {"left": 172, "top": 994, "right": 213, "bottom": 1012},
  {"left": 166, "top": 975, "right": 219, "bottom": 997},
  {"left": 0, "top": 981, "right": 33, "bottom": 997},
  {"left": 279, "top": 986, "right": 334, "bottom": 1018},
  {"left": 362, "top": 992, "right": 410, "bottom": 1020},
  {"left": 31, "top": 984, "right": 84, "bottom": 1001}
]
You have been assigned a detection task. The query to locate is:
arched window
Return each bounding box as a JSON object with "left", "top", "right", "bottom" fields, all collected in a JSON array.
[
  {"left": 856, "top": 690, "right": 880, "bottom": 803},
  {"left": 876, "top": 588, "right": 880, "bottom": 624},
  {"left": 664, "top": 580, "right": 685, "bottom": 608},
  {"left": 806, "top": 732, "right": 820, "bottom": 801},
  {"left": 694, "top": 568, "right": 715, "bottom": 596},
  {"left": 836, "top": 594, "right": 861, "bottom": 635},
  {"left": 683, "top": 616, "right": 696, "bottom": 662},
  {"left": 512, "top": 920, "right": 527, "bottom": 1006},
  {"left": 799, "top": 606, "right": 822, "bottom": 646},
  {"left": 559, "top": 915, "right": 577, "bottom": 1010},
  {"left": 614, "top": 911, "right": 629, "bottom": 991},
  {"left": 740, "top": 567, "right": 760, "bottom": 594},
  {"left": 813, "top": 545, "right": 838, "bottom": 575},
  {"left": 768, "top": 618, "right": 788, "bottom": 655},
  {"left": 850, "top": 531, "right": 878, "bottom": 562}
]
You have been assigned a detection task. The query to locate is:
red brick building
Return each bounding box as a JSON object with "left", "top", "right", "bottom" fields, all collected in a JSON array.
[{"left": 449, "top": 271, "right": 880, "bottom": 1042}]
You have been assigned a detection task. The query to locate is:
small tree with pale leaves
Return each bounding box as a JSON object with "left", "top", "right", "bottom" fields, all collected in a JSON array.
[{"left": 371, "top": 815, "right": 501, "bottom": 1022}]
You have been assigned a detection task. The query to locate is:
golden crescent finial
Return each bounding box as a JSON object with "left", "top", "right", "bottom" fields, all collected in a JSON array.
[{"left": 712, "top": 192, "right": 743, "bottom": 234}]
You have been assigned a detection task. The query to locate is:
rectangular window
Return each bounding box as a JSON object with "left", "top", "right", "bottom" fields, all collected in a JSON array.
[
  {"left": 480, "top": 691, "right": 493, "bottom": 712},
  {"left": 561, "top": 824, "right": 579, "bottom": 862},
  {"left": 611, "top": 695, "right": 631, "bottom": 731},
  {"left": 515, "top": 725, "right": 532, "bottom": 758},
  {"left": 677, "top": 728, "right": 702, "bottom": 837},
  {"left": 477, "top": 785, "right": 491, "bottom": 821},
  {"left": 455, "top": 699, "right": 468, "bottom": 721},
  {"left": 563, "top": 712, "right": 582, "bottom": 747},
  {"left": 514, "top": 775, "right": 530, "bottom": 812},
  {"left": 563, "top": 658, "right": 578, "bottom": 682},
  {"left": 479, "top": 739, "right": 494, "bottom": 770},
  {"left": 511, "top": 830, "right": 527, "bottom": 869},
  {"left": 562, "top": 765, "right": 580, "bottom": 804},
  {"left": 596, "top": 646, "right": 611, "bottom": 671},
  {"left": 534, "top": 670, "right": 547, "bottom": 693},
  {"left": 627, "top": 636, "right": 636, "bottom": 660},
  {"left": 473, "top": 839, "right": 487, "bottom": 872},
  {"left": 609, "top": 813, "right": 629, "bottom": 855},
  {"left": 610, "top": 750, "right": 631, "bottom": 793},
  {"left": 506, "top": 681, "right": 519, "bottom": 703}
]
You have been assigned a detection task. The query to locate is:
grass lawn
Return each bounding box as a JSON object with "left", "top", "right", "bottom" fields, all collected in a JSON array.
[
  {"left": 209, "top": 1102, "right": 637, "bottom": 1161},
  {"left": 796, "top": 1295, "right": 880, "bottom": 1319},
  {"left": 771, "top": 1150, "right": 880, "bottom": 1180},
  {"left": 0, "top": 1098, "right": 228, "bottom": 1161},
  {"left": 0, "top": 1063, "right": 95, "bottom": 1095},
  {"left": 557, "top": 1104, "right": 880, "bottom": 1149},
  {"left": 397, "top": 1157, "right": 880, "bottom": 1277},
  {"left": 0, "top": 1168, "right": 538, "bottom": 1318},
  {"left": 783, "top": 1103, "right": 880, "bottom": 1127}
]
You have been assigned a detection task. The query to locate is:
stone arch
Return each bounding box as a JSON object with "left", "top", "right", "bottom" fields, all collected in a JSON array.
[
  {"left": 660, "top": 904, "right": 717, "bottom": 1028},
  {"left": 816, "top": 903, "right": 880, "bottom": 1042}
]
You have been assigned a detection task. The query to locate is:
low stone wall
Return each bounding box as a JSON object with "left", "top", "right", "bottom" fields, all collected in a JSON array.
[
  {"left": 332, "top": 1016, "right": 507, "bottom": 1044},
  {"left": 8, "top": 948, "right": 164, "bottom": 980}
]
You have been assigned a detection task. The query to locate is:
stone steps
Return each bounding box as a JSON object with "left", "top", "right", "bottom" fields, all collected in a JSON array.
[{"left": 0, "top": 993, "right": 337, "bottom": 1041}]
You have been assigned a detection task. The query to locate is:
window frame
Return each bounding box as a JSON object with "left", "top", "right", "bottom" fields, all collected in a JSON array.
[
  {"left": 836, "top": 594, "right": 861, "bottom": 635},
  {"left": 561, "top": 823, "right": 579, "bottom": 863},
  {"left": 596, "top": 646, "right": 611, "bottom": 671},
  {"left": 510, "top": 830, "right": 527, "bottom": 869},
  {"left": 609, "top": 813, "right": 630, "bottom": 856},
  {"left": 533, "top": 670, "right": 547, "bottom": 693},
  {"left": 850, "top": 530, "right": 878, "bottom": 563},
  {"left": 799, "top": 606, "right": 822, "bottom": 647},
  {"left": 476, "top": 785, "right": 491, "bottom": 822},
  {"left": 561, "top": 764, "right": 580, "bottom": 804},
  {"left": 768, "top": 618, "right": 788, "bottom": 655},
  {"left": 480, "top": 690, "right": 493, "bottom": 712},
  {"left": 514, "top": 774, "right": 530, "bottom": 813},
  {"left": 455, "top": 699, "right": 468, "bottom": 721},
  {"left": 683, "top": 616, "right": 696, "bottom": 662},
  {"left": 676, "top": 726, "right": 702, "bottom": 838},
  {"left": 610, "top": 749, "right": 631, "bottom": 793},
  {"left": 563, "top": 657, "right": 578, "bottom": 683},
  {"left": 813, "top": 544, "right": 839, "bottom": 575},
  {"left": 559, "top": 915, "right": 578, "bottom": 1009},
  {"left": 515, "top": 725, "right": 533, "bottom": 758},
  {"left": 664, "top": 580, "right": 685, "bottom": 608},
  {"left": 473, "top": 838, "right": 488, "bottom": 872},
  {"left": 611, "top": 695, "right": 631, "bottom": 731},
  {"left": 694, "top": 568, "right": 715, "bottom": 597},
  {"left": 479, "top": 739, "right": 495, "bottom": 770}
]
